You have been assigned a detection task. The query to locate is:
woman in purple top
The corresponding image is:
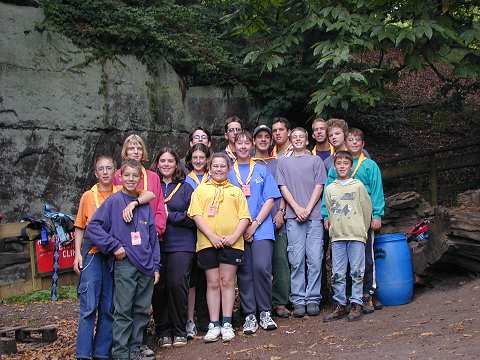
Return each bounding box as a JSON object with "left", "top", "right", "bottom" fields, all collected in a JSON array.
[{"left": 150, "top": 148, "right": 196, "bottom": 348}]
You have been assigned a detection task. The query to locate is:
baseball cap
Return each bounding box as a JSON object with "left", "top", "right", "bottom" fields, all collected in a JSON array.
[{"left": 253, "top": 125, "right": 272, "bottom": 138}]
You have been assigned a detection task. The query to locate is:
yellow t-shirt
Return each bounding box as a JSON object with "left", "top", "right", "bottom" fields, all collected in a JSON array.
[{"left": 188, "top": 181, "right": 251, "bottom": 252}]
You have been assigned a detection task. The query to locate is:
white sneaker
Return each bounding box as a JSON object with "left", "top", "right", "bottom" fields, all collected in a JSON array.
[
  {"left": 259, "top": 311, "right": 278, "bottom": 330},
  {"left": 221, "top": 322, "right": 235, "bottom": 342},
  {"left": 203, "top": 323, "right": 221, "bottom": 343},
  {"left": 242, "top": 314, "right": 258, "bottom": 335},
  {"left": 186, "top": 319, "right": 197, "bottom": 340}
]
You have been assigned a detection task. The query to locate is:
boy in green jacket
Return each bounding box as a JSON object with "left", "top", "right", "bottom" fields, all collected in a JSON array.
[{"left": 323, "top": 151, "right": 372, "bottom": 322}]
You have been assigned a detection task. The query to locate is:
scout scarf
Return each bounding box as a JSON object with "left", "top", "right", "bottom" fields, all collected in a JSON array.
[
  {"left": 272, "top": 143, "right": 293, "bottom": 158},
  {"left": 90, "top": 184, "right": 119, "bottom": 208},
  {"left": 188, "top": 171, "right": 208, "bottom": 186},
  {"left": 351, "top": 152, "right": 367, "bottom": 178},
  {"left": 163, "top": 182, "right": 182, "bottom": 203},
  {"left": 311, "top": 143, "right": 335, "bottom": 156}
]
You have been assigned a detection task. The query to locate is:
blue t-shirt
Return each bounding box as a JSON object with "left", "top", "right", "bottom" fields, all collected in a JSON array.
[
  {"left": 228, "top": 162, "right": 281, "bottom": 241},
  {"left": 185, "top": 173, "right": 205, "bottom": 190}
]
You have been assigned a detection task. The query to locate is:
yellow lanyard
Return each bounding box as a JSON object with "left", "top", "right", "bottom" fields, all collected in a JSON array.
[
  {"left": 311, "top": 144, "right": 335, "bottom": 156},
  {"left": 351, "top": 152, "right": 367, "bottom": 178},
  {"left": 91, "top": 184, "right": 119, "bottom": 208},
  {"left": 233, "top": 159, "right": 255, "bottom": 186},
  {"left": 224, "top": 145, "right": 237, "bottom": 162},
  {"left": 163, "top": 182, "right": 182, "bottom": 203},
  {"left": 188, "top": 171, "right": 208, "bottom": 186},
  {"left": 140, "top": 167, "right": 148, "bottom": 191}
]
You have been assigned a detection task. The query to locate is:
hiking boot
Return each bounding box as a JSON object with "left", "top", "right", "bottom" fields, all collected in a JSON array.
[
  {"left": 221, "top": 322, "right": 235, "bottom": 342},
  {"left": 323, "top": 303, "right": 349, "bottom": 322},
  {"left": 306, "top": 303, "right": 320, "bottom": 316},
  {"left": 242, "top": 314, "right": 258, "bottom": 335},
  {"left": 259, "top": 311, "right": 277, "bottom": 330},
  {"left": 131, "top": 346, "right": 155, "bottom": 360},
  {"left": 293, "top": 304, "right": 306, "bottom": 318},
  {"left": 273, "top": 305, "right": 290, "bottom": 318},
  {"left": 203, "top": 323, "right": 221, "bottom": 343},
  {"left": 139, "top": 345, "right": 155, "bottom": 358},
  {"left": 172, "top": 336, "right": 187, "bottom": 347},
  {"left": 186, "top": 320, "right": 197, "bottom": 340},
  {"left": 347, "top": 303, "right": 363, "bottom": 321},
  {"left": 157, "top": 336, "right": 172, "bottom": 348},
  {"left": 362, "top": 294, "right": 375, "bottom": 314},
  {"left": 373, "top": 296, "right": 384, "bottom": 310}
]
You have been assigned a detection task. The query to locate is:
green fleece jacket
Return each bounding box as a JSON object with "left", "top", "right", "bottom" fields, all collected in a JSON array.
[
  {"left": 324, "top": 179, "right": 372, "bottom": 243},
  {"left": 321, "top": 156, "right": 384, "bottom": 220}
]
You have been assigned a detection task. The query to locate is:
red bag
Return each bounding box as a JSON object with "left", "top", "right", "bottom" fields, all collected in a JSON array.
[{"left": 35, "top": 232, "right": 76, "bottom": 274}]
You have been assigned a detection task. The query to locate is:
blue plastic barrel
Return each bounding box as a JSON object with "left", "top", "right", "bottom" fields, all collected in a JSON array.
[{"left": 374, "top": 233, "right": 414, "bottom": 306}]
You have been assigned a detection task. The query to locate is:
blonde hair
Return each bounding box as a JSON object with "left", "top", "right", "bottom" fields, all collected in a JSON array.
[
  {"left": 121, "top": 134, "right": 148, "bottom": 162},
  {"left": 289, "top": 127, "right": 308, "bottom": 139},
  {"left": 327, "top": 118, "right": 349, "bottom": 135},
  {"left": 311, "top": 117, "right": 327, "bottom": 128}
]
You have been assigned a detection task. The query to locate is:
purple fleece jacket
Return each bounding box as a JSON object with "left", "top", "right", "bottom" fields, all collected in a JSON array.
[{"left": 86, "top": 191, "right": 161, "bottom": 276}]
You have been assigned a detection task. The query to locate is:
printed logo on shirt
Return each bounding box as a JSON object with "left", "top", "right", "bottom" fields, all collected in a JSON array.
[
  {"left": 254, "top": 176, "right": 264, "bottom": 184},
  {"left": 332, "top": 200, "right": 353, "bottom": 217},
  {"left": 341, "top": 192, "right": 355, "bottom": 200}
]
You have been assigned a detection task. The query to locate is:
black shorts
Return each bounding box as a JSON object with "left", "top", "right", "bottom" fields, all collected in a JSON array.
[{"left": 197, "top": 247, "right": 244, "bottom": 270}]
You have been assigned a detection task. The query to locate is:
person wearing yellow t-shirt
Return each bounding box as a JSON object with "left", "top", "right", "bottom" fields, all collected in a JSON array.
[
  {"left": 74, "top": 155, "right": 155, "bottom": 360},
  {"left": 187, "top": 153, "right": 251, "bottom": 343}
]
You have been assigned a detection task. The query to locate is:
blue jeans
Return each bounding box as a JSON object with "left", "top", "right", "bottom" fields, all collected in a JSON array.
[
  {"left": 286, "top": 219, "right": 324, "bottom": 305},
  {"left": 331, "top": 241, "right": 365, "bottom": 306},
  {"left": 76, "top": 253, "right": 114, "bottom": 359}
]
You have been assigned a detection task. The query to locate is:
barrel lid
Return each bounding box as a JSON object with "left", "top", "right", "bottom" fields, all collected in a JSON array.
[{"left": 374, "top": 232, "right": 407, "bottom": 243}]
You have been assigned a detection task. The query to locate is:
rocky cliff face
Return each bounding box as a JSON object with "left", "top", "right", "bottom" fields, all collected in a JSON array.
[{"left": 0, "top": 2, "right": 258, "bottom": 220}]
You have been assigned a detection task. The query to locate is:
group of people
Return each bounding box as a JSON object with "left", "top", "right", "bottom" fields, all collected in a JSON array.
[{"left": 73, "top": 115, "right": 385, "bottom": 360}]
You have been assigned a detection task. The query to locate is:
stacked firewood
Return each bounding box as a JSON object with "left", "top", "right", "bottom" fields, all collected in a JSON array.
[{"left": 381, "top": 190, "right": 480, "bottom": 275}]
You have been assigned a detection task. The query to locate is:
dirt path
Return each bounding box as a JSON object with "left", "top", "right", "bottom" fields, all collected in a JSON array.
[{"left": 1, "top": 273, "right": 479, "bottom": 360}]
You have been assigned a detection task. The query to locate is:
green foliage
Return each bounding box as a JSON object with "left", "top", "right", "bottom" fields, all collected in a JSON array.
[
  {"left": 41, "top": 0, "right": 246, "bottom": 87},
  {"left": 227, "top": 0, "right": 480, "bottom": 116},
  {"left": 2, "top": 286, "right": 77, "bottom": 304}
]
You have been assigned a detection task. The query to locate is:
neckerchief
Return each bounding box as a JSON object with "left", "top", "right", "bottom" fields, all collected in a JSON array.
[
  {"left": 351, "top": 152, "right": 367, "bottom": 178},
  {"left": 91, "top": 184, "right": 119, "bottom": 208},
  {"left": 188, "top": 171, "right": 208, "bottom": 186},
  {"left": 233, "top": 159, "right": 255, "bottom": 186},
  {"left": 163, "top": 182, "right": 182, "bottom": 203}
]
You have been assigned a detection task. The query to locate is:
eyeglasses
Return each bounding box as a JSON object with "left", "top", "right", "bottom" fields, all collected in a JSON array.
[
  {"left": 96, "top": 166, "right": 114, "bottom": 172},
  {"left": 227, "top": 128, "right": 242, "bottom": 133},
  {"left": 193, "top": 135, "right": 209, "bottom": 140}
]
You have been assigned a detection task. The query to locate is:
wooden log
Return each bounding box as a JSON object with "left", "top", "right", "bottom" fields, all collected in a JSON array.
[
  {"left": 15, "top": 325, "right": 57, "bottom": 343},
  {"left": 0, "top": 252, "right": 30, "bottom": 270},
  {"left": 0, "top": 222, "right": 40, "bottom": 241}
]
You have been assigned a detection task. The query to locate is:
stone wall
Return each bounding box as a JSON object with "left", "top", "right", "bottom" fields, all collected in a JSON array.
[{"left": 0, "top": 2, "right": 258, "bottom": 221}]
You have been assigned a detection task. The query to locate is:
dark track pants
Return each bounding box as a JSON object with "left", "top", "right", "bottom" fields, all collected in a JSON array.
[
  {"left": 152, "top": 251, "right": 193, "bottom": 338},
  {"left": 238, "top": 240, "right": 274, "bottom": 315}
]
